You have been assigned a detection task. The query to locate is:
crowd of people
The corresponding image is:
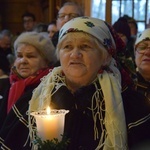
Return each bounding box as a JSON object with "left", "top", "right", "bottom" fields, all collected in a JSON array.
[{"left": 0, "top": 1, "right": 149, "bottom": 150}]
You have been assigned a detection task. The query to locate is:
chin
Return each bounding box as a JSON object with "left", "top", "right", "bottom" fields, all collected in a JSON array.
[{"left": 20, "top": 73, "right": 30, "bottom": 78}]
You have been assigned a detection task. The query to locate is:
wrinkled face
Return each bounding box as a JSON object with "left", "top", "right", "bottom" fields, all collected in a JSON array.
[
  {"left": 0, "top": 35, "right": 11, "bottom": 50},
  {"left": 58, "top": 33, "right": 109, "bottom": 91},
  {"left": 23, "top": 16, "right": 36, "bottom": 31},
  {"left": 47, "top": 24, "right": 58, "bottom": 39},
  {"left": 56, "top": 5, "right": 80, "bottom": 30},
  {"left": 135, "top": 40, "right": 150, "bottom": 80},
  {"left": 15, "top": 44, "right": 48, "bottom": 78}
]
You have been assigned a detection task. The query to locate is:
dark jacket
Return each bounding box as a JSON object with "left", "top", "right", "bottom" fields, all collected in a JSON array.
[
  {"left": 0, "top": 84, "right": 37, "bottom": 150},
  {"left": 0, "top": 68, "right": 50, "bottom": 150},
  {"left": 51, "top": 81, "right": 105, "bottom": 150},
  {"left": 122, "top": 73, "right": 150, "bottom": 149},
  {"left": 0, "top": 78, "right": 10, "bottom": 106}
]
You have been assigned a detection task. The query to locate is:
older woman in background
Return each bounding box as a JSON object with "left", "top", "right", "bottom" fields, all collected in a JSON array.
[
  {"left": 123, "top": 28, "right": 150, "bottom": 149},
  {"left": 29, "top": 17, "right": 127, "bottom": 150},
  {"left": 0, "top": 32, "right": 56, "bottom": 149}
]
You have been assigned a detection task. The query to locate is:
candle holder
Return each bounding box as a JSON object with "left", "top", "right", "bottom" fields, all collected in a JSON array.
[{"left": 31, "top": 109, "right": 69, "bottom": 141}]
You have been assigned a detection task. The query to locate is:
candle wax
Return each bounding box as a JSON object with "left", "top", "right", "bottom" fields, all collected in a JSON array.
[{"left": 35, "top": 114, "right": 65, "bottom": 141}]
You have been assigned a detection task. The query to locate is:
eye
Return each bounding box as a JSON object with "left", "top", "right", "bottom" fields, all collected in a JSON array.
[
  {"left": 63, "top": 44, "right": 73, "bottom": 50},
  {"left": 140, "top": 46, "right": 146, "bottom": 49},
  {"left": 69, "top": 13, "right": 79, "bottom": 19},
  {"left": 57, "top": 14, "right": 65, "bottom": 19},
  {"left": 16, "top": 53, "right": 22, "bottom": 58},
  {"left": 80, "top": 44, "right": 92, "bottom": 50},
  {"left": 27, "top": 55, "right": 35, "bottom": 58},
  {"left": 137, "top": 44, "right": 147, "bottom": 50}
]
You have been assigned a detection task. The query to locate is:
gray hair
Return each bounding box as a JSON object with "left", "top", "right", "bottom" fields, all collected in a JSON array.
[
  {"left": 0, "top": 29, "right": 13, "bottom": 40},
  {"left": 60, "top": 2, "right": 84, "bottom": 16}
]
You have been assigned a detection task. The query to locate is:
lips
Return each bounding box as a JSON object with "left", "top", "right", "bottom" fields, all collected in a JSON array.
[
  {"left": 70, "top": 62, "right": 81, "bottom": 65},
  {"left": 20, "top": 68, "right": 29, "bottom": 71},
  {"left": 69, "top": 61, "right": 83, "bottom": 65},
  {"left": 20, "top": 68, "right": 29, "bottom": 69},
  {"left": 143, "top": 58, "right": 150, "bottom": 62}
]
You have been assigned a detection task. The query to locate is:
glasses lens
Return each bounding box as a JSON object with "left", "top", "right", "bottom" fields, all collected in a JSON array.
[
  {"left": 137, "top": 44, "right": 148, "bottom": 53},
  {"left": 69, "top": 13, "right": 79, "bottom": 19},
  {"left": 57, "top": 13, "right": 79, "bottom": 20},
  {"left": 57, "top": 14, "right": 65, "bottom": 20}
]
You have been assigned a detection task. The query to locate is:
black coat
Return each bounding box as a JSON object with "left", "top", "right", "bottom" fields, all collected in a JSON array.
[
  {"left": 122, "top": 73, "right": 150, "bottom": 149},
  {"left": 0, "top": 85, "right": 37, "bottom": 150},
  {"left": 51, "top": 81, "right": 105, "bottom": 150},
  {"left": 0, "top": 78, "right": 10, "bottom": 106},
  {"left": 51, "top": 76, "right": 150, "bottom": 150}
]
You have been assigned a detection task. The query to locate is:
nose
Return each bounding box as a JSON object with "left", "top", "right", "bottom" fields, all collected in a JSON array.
[
  {"left": 20, "top": 57, "right": 28, "bottom": 63},
  {"left": 143, "top": 47, "right": 150, "bottom": 57},
  {"left": 143, "top": 47, "right": 150, "bottom": 55},
  {"left": 70, "top": 48, "right": 82, "bottom": 58},
  {"left": 64, "top": 15, "right": 74, "bottom": 22},
  {"left": 63, "top": 16, "right": 70, "bottom": 22}
]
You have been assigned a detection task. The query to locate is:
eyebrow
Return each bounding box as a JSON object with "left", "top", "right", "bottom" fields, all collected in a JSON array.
[
  {"left": 16, "top": 51, "right": 35, "bottom": 54},
  {"left": 138, "top": 42, "right": 149, "bottom": 45}
]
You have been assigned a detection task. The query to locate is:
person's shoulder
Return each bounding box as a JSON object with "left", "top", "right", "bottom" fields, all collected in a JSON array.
[
  {"left": 122, "top": 83, "right": 135, "bottom": 97},
  {"left": 122, "top": 79, "right": 150, "bottom": 110}
]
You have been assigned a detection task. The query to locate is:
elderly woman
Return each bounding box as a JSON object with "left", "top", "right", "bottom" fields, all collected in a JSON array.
[
  {"left": 0, "top": 32, "right": 56, "bottom": 149},
  {"left": 135, "top": 28, "right": 150, "bottom": 82},
  {"left": 29, "top": 17, "right": 127, "bottom": 149},
  {"left": 123, "top": 28, "right": 150, "bottom": 149}
]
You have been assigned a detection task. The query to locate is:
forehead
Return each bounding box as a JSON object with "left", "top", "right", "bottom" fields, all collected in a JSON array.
[
  {"left": 16, "top": 44, "right": 37, "bottom": 53},
  {"left": 60, "top": 32, "right": 97, "bottom": 45},
  {"left": 128, "top": 23, "right": 136, "bottom": 28},
  {"left": 23, "top": 16, "right": 34, "bottom": 21},
  {"left": 138, "top": 40, "right": 150, "bottom": 45},
  {"left": 59, "top": 5, "right": 79, "bottom": 14}
]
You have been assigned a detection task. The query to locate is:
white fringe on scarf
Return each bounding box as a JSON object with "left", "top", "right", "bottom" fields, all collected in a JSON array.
[{"left": 28, "top": 58, "right": 128, "bottom": 150}]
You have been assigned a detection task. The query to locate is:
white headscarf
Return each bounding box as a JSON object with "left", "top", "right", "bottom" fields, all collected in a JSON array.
[
  {"left": 59, "top": 16, "right": 125, "bottom": 56},
  {"left": 135, "top": 28, "right": 150, "bottom": 48}
]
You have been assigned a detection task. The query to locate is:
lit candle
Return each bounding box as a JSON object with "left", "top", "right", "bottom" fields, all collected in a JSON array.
[{"left": 31, "top": 107, "right": 69, "bottom": 141}]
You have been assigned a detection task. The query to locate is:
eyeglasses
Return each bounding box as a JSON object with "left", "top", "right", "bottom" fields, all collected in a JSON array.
[
  {"left": 136, "top": 43, "right": 150, "bottom": 54},
  {"left": 57, "top": 13, "right": 79, "bottom": 20}
]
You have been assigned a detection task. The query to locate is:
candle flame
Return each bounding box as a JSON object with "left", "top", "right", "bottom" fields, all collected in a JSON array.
[{"left": 46, "top": 106, "right": 50, "bottom": 115}]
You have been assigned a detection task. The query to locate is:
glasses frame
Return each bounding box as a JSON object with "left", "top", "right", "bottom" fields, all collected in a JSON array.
[
  {"left": 57, "top": 13, "right": 80, "bottom": 20},
  {"left": 136, "top": 42, "right": 150, "bottom": 54}
]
